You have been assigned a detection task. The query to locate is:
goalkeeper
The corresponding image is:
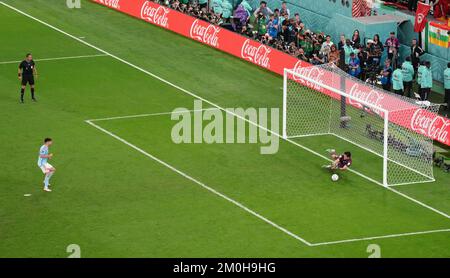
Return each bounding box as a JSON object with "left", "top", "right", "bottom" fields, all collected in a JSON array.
[{"left": 323, "top": 149, "right": 352, "bottom": 171}]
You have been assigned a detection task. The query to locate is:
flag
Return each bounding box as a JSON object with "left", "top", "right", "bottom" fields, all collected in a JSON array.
[
  {"left": 433, "top": 0, "right": 449, "bottom": 20},
  {"left": 414, "top": 2, "right": 431, "bottom": 32},
  {"left": 428, "top": 22, "right": 450, "bottom": 48},
  {"left": 421, "top": 23, "right": 428, "bottom": 52}
]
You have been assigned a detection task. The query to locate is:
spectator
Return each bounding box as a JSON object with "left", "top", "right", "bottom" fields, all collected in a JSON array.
[
  {"left": 351, "top": 29, "right": 361, "bottom": 47},
  {"left": 253, "top": 1, "right": 273, "bottom": 19},
  {"left": 320, "top": 35, "right": 334, "bottom": 55},
  {"left": 357, "top": 44, "right": 369, "bottom": 80},
  {"left": 294, "top": 13, "right": 302, "bottom": 26},
  {"left": 328, "top": 44, "right": 340, "bottom": 66},
  {"left": 371, "top": 34, "right": 384, "bottom": 65},
  {"left": 297, "top": 48, "right": 308, "bottom": 62},
  {"left": 385, "top": 32, "right": 400, "bottom": 68},
  {"left": 280, "top": 1, "right": 290, "bottom": 18},
  {"left": 273, "top": 9, "right": 281, "bottom": 29},
  {"left": 232, "top": 2, "right": 251, "bottom": 31},
  {"left": 420, "top": 61, "right": 433, "bottom": 100},
  {"left": 444, "top": 62, "right": 450, "bottom": 111},
  {"left": 266, "top": 14, "right": 279, "bottom": 40},
  {"left": 343, "top": 39, "right": 354, "bottom": 66},
  {"left": 311, "top": 52, "right": 326, "bottom": 65},
  {"left": 337, "top": 34, "right": 346, "bottom": 69},
  {"left": 302, "top": 31, "right": 315, "bottom": 56},
  {"left": 280, "top": 19, "right": 295, "bottom": 44},
  {"left": 348, "top": 52, "right": 361, "bottom": 78},
  {"left": 410, "top": 38, "right": 424, "bottom": 77},
  {"left": 392, "top": 66, "right": 404, "bottom": 96},
  {"left": 255, "top": 12, "right": 268, "bottom": 38},
  {"left": 280, "top": 12, "right": 290, "bottom": 25},
  {"left": 381, "top": 59, "right": 393, "bottom": 91},
  {"left": 402, "top": 57, "right": 415, "bottom": 98}
]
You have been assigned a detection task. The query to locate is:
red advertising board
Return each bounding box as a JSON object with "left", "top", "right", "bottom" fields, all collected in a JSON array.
[{"left": 92, "top": 0, "right": 450, "bottom": 146}]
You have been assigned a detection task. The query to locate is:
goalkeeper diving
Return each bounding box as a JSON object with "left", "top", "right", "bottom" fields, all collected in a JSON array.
[{"left": 322, "top": 149, "right": 352, "bottom": 171}]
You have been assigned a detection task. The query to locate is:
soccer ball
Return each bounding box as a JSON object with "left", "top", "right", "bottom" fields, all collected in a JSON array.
[{"left": 331, "top": 174, "right": 339, "bottom": 182}]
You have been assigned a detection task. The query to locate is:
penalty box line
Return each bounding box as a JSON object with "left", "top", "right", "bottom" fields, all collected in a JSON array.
[
  {"left": 0, "top": 54, "right": 108, "bottom": 65},
  {"left": 86, "top": 113, "right": 450, "bottom": 247},
  {"left": 4, "top": 0, "right": 450, "bottom": 244}
]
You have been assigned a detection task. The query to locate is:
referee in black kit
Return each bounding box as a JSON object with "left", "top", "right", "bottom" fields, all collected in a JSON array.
[{"left": 18, "top": 53, "right": 38, "bottom": 103}]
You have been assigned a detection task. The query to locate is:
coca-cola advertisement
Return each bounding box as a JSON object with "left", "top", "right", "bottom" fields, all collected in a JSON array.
[
  {"left": 140, "top": 1, "right": 169, "bottom": 27},
  {"left": 189, "top": 19, "right": 220, "bottom": 48},
  {"left": 97, "top": 0, "right": 120, "bottom": 9},
  {"left": 240, "top": 39, "right": 272, "bottom": 69},
  {"left": 91, "top": 0, "right": 450, "bottom": 146}
]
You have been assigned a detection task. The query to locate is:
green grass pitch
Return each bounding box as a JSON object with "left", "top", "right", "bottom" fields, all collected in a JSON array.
[{"left": 1, "top": 0, "right": 450, "bottom": 257}]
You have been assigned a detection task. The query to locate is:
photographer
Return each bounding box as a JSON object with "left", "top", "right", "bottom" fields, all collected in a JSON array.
[
  {"left": 265, "top": 14, "right": 279, "bottom": 40},
  {"left": 297, "top": 48, "right": 309, "bottom": 62},
  {"left": 255, "top": 11, "right": 268, "bottom": 38},
  {"left": 253, "top": 1, "right": 273, "bottom": 19}
]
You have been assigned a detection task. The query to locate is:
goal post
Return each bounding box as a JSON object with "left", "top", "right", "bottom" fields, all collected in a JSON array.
[{"left": 283, "top": 64, "right": 438, "bottom": 187}]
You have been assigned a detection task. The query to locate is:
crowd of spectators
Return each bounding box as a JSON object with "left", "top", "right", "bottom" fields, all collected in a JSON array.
[{"left": 155, "top": 0, "right": 449, "bottom": 111}]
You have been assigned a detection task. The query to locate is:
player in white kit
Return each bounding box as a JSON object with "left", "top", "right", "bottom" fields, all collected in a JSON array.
[{"left": 38, "top": 138, "right": 56, "bottom": 192}]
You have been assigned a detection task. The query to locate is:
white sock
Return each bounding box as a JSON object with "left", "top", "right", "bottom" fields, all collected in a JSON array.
[{"left": 44, "top": 175, "right": 50, "bottom": 189}]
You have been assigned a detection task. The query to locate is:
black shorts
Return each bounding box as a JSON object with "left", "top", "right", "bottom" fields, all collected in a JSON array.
[{"left": 21, "top": 75, "right": 34, "bottom": 86}]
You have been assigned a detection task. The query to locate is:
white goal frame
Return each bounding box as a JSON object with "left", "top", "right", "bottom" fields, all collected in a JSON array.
[{"left": 282, "top": 68, "right": 435, "bottom": 187}]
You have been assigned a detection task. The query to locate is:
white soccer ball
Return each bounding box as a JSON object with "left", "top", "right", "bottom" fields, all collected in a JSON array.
[{"left": 331, "top": 174, "right": 339, "bottom": 182}]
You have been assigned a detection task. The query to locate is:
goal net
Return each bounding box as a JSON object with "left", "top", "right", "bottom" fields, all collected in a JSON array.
[{"left": 283, "top": 64, "right": 439, "bottom": 186}]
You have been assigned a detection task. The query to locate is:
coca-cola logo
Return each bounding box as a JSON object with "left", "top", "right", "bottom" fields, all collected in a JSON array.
[
  {"left": 189, "top": 19, "right": 220, "bottom": 47},
  {"left": 98, "top": 0, "right": 120, "bottom": 9},
  {"left": 411, "top": 109, "right": 450, "bottom": 143},
  {"left": 140, "top": 1, "right": 169, "bottom": 27},
  {"left": 240, "top": 39, "right": 271, "bottom": 68},
  {"left": 348, "top": 83, "right": 385, "bottom": 116},
  {"left": 291, "top": 61, "right": 325, "bottom": 92}
]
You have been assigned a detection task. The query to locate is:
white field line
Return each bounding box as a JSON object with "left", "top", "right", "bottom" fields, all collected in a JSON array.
[
  {"left": 0, "top": 54, "right": 107, "bottom": 65},
  {"left": 88, "top": 112, "right": 450, "bottom": 246},
  {"left": 87, "top": 108, "right": 219, "bottom": 122},
  {"left": 310, "top": 228, "right": 450, "bottom": 247},
  {"left": 85, "top": 119, "right": 313, "bottom": 247},
  {"left": 4, "top": 1, "right": 450, "bottom": 243}
]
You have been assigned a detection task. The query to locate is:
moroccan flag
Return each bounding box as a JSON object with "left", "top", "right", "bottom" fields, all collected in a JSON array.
[{"left": 414, "top": 2, "right": 431, "bottom": 32}]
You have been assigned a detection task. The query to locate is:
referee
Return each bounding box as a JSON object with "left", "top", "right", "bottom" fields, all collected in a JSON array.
[{"left": 18, "top": 53, "right": 38, "bottom": 103}]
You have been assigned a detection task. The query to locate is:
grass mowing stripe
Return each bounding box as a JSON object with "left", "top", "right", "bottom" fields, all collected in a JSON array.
[{"left": 3, "top": 0, "right": 449, "bottom": 222}]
